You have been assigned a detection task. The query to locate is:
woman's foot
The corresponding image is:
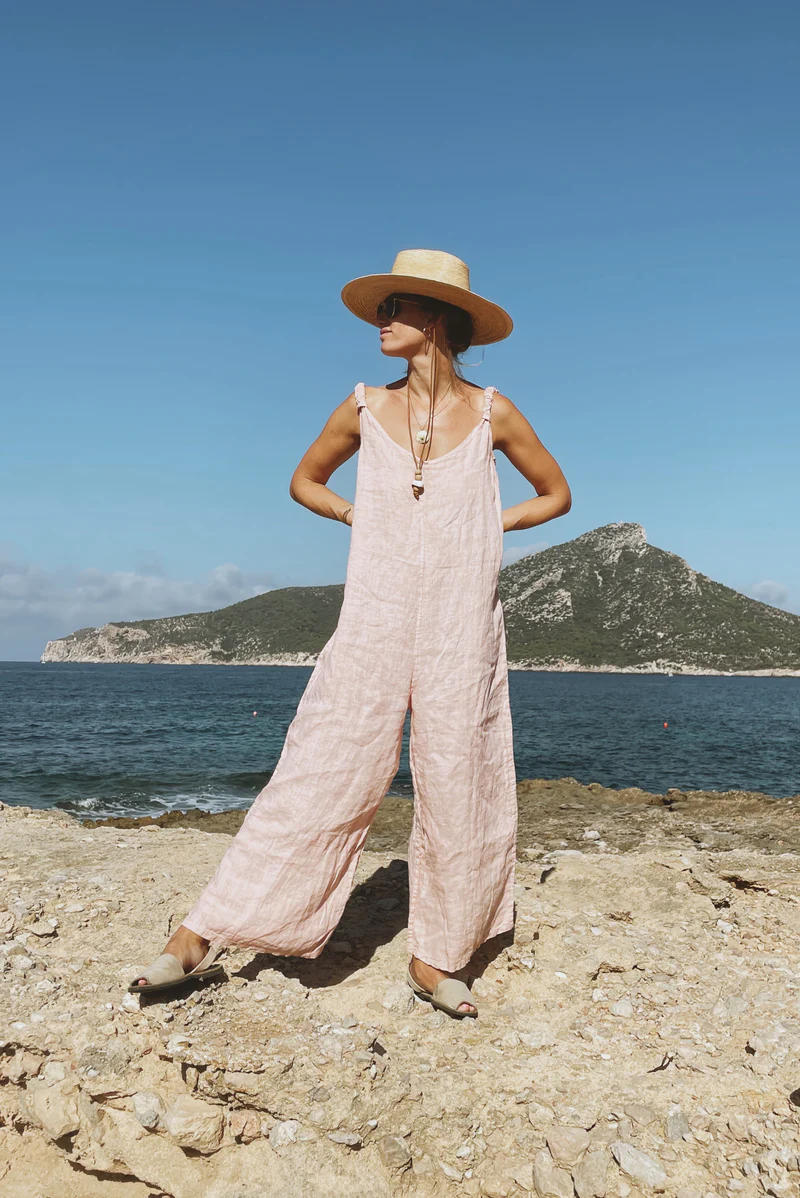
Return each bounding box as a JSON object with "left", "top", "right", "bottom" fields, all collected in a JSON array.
[
  {"left": 408, "top": 955, "right": 476, "bottom": 1015},
  {"left": 133, "top": 925, "right": 210, "bottom": 988}
]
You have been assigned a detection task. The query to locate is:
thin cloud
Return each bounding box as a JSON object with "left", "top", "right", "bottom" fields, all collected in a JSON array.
[
  {"left": 0, "top": 550, "right": 276, "bottom": 659},
  {"left": 502, "top": 541, "right": 549, "bottom": 568},
  {"left": 748, "top": 579, "right": 790, "bottom": 609}
]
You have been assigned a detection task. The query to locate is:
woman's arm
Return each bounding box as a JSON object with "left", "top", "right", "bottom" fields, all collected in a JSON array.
[
  {"left": 491, "top": 393, "right": 572, "bottom": 533},
  {"left": 288, "top": 392, "right": 361, "bottom": 526}
]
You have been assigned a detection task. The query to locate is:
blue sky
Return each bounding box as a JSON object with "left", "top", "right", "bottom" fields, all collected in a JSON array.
[{"left": 3, "top": 2, "right": 798, "bottom": 659}]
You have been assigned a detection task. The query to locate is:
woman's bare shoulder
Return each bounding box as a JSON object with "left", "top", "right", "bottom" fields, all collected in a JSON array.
[
  {"left": 360, "top": 379, "right": 407, "bottom": 412},
  {"left": 487, "top": 390, "right": 546, "bottom": 455},
  {"left": 368, "top": 378, "right": 407, "bottom": 402},
  {"left": 317, "top": 388, "right": 361, "bottom": 438},
  {"left": 489, "top": 388, "right": 516, "bottom": 416}
]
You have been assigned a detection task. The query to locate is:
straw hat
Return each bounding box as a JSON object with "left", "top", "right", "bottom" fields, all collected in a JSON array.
[{"left": 341, "top": 248, "right": 513, "bottom": 346}]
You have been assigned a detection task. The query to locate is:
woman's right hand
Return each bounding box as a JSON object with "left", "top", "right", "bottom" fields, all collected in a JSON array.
[{"left": 341, "top": 505, "right": 354, "bottom": 526}]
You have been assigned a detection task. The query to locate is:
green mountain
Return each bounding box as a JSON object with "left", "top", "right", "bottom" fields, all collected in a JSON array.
[
  {"left": 500, "top": 523, "right": 800, "bottom": 673},
  {"left": 41, "top": 523, "right": 800, "bottom": 674}
]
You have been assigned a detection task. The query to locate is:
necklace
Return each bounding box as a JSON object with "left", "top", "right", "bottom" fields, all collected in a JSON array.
[
  {"left": 407, "top": 341, "right": 453, "bottom": 496},
  {"left": 407, "top": 382, "right": 455, "bottom": 445},
  {"left": 409, "top": 321, "right": 464, "bottom": 493}
]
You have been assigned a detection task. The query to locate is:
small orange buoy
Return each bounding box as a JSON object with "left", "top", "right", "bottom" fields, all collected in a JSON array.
[
  {"left": 253, "top": 711, "right": 258, "bottom": 717},
  {"left": 663, "top": 721, "right": 668, "bottom": 728}
]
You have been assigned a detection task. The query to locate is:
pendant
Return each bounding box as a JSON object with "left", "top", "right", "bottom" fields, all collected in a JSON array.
[
  {"left": 415, "top": 429, "right": 428, "bottom": 444},
  {"left": 412, "top": 467, "right": 423, "bottom": 497}
]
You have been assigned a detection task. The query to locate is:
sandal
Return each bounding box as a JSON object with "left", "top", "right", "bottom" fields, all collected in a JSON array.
[
  {"left": 128, "top": 943, "right": 227, "bottom": 996},
  {"left": 406, "top": 965, "right": 478, "bottom": 1019}
]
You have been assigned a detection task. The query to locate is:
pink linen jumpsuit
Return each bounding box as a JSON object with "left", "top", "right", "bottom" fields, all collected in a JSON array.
[{"left": 182, "top": 382, "right": 518, "bottom": 972}]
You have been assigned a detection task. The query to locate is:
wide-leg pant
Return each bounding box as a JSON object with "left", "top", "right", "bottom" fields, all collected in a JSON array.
[{"left": 182, "top": 596, "right": 517, "bottom": 972}]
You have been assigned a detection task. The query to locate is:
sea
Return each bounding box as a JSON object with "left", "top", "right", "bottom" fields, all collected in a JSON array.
[{"left": 1, "top": 662, "right": 798, "bottom": 821}]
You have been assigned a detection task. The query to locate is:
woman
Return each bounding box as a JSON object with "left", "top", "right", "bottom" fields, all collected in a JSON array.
[{"left": 130, "top": 249, "right": 571, "bottom": 1019}]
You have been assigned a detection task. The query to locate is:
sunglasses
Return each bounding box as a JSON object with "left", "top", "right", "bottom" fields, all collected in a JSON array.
[{"left": 375, "top": 295, "right": 430, "bottom": 323}]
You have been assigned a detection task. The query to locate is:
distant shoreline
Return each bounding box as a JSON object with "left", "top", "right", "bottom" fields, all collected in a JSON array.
[{"left": 37, "top": 654, "right": 800, "bottom": 677}]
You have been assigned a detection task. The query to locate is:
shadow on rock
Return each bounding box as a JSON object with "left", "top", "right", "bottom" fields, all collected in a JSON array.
[
  {"left": 233, "top": 857, "right": 517, "bottom": 990},
  {"left": 235, "top": 858, "right": 411, "bottom": 990}
]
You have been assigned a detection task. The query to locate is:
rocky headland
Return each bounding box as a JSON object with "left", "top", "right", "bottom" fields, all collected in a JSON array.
[
  {"left": 40, "top": 524, "right": 800, "bottom": 675},
  {"left": 2, "top": 778, "right": 800, "bottom": 1197}
]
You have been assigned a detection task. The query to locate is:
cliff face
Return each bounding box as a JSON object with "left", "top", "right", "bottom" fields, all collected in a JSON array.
[
  {"left": 41, "top": 524, "right": 800, "bottom": 674},
  {"left": 41, "top": 623, "right": 317, "bottom": 667}
]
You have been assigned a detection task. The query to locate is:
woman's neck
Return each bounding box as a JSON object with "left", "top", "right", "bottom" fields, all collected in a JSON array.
[{"left": 404, "top": 347, "right": 463, "bottom": 404}]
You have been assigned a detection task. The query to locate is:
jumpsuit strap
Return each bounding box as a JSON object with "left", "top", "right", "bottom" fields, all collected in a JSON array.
[
  {"left": 482, "top": 386, "right": 498, "bottom": 420},
  {"left": 354, "top": 381, "right": 367, "bottom": 410}
]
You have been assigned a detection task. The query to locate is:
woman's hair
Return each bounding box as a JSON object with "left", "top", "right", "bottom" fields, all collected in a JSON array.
[{"left": 392, "top": 292, "right": 474, "bottom": 379}]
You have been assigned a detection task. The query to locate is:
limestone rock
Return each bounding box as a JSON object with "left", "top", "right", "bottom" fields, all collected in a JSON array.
[
  {"left": 478, "top": 1162, "right": 512, "bottom": 1195},
  {"left": 623, "top": 1103, "right": 656, "bottom": 1127},
  {"left": 479, "top": 1155, "right": 533, "bottom": 1197},
  {"left": 546, "top": 1125, "right": 591, "bottom": 1165},
  {"left": 611, "top": 1142, "right": 667, "bottom": 1191},
  {"left": 269, "top": 1119, "right": 301, "bottom": 1148},
  {"left": 162, "top": 1094, "right": 225, "bottom": 1153},
  {"left": 328, "top": 1130, "right": 361, "bottom": 1147},
  {"left": 382, "top": 982, "right": 414, "bottom": 1012},
  {"left": 24, "top": 1076, "right": 81, "bottom": 1141},
  {"left": 533, "top": 1147, "right": 574, "bottom": 1198},
  {"left": 572, "top": 1146, "right": 610, "bottom": 1197},
  {"left": 1, "top": 1049, "right": 43, "bottom": 1083},
  {"left": 132, "top": 1090, "right": 166, "bottom": 1130},
  {"left": 519, "top": 1026, "right": 556, "bottom": 1050},
  {"left": 228, "top": 1109, "right": 261, "bottom": 1143},
  {"left": 378, "top": 1134, "right": 411, "bottom": 1169},
  {"left": 665, "top": 1106, "right": 690, "bottom": 1140}
]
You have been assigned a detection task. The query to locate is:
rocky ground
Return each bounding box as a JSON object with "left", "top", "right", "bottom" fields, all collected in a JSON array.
[{"left": 2, "top": 779, "right": 800, "bottom": 1198}]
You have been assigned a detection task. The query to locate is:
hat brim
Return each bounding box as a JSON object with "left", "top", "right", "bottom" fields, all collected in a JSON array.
[{"left": 340, "top": 273, "right": 513, "bottom": 346}]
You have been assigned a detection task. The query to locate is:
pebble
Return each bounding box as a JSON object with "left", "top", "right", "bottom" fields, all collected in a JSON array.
[
  {"left": 328, "top": 1131, "right": 361, "bottom": 1147},
  {"left": 132, "top": 1090, "right": 165, "bottom": 1130},
  {"left": 519, "top": 1027, "right": 555, "bottom": 1050},
  {"left": 382, "top": 983, "right": 414, "bottom": 1013},
  {"left": 378, "top": 1135, "right": 411, "bottom": 1169},
  {"left": 269, "top": 1119, "right": 301, "bottom": 1148}
]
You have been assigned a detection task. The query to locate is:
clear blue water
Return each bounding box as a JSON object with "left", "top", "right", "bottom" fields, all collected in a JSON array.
[{"left": 1, "top": 662, "right": 798, "bottom": 819}]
